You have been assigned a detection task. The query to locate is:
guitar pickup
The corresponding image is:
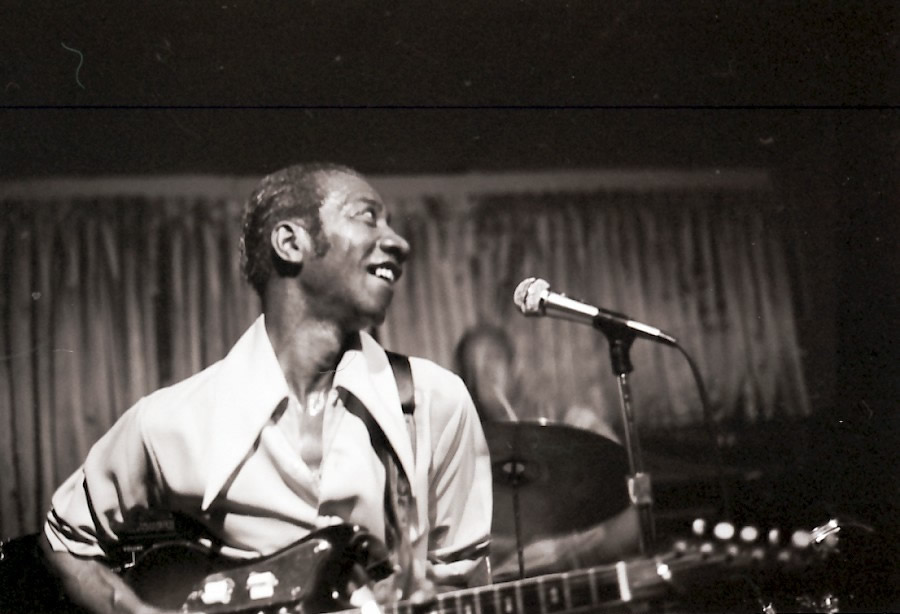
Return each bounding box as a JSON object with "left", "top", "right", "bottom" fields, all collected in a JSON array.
[
  {"left": 247, "top": 571, "right": 280, "bottom": 600},
  {"left": 198, "top": 577, "right": 235, "bottom": 605}
]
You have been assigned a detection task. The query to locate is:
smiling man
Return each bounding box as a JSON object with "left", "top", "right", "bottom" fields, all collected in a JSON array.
[{"left": 41, "top": 164, "right": 493, "bottom": 614}]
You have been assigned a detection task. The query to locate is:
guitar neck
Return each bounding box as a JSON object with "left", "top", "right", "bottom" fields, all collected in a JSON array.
[{"left": 384, "top": 555, "right": 691, "bottom": 614}]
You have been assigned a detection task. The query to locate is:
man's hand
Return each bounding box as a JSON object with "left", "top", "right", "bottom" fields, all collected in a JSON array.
[
  {"left": 370, "top": 559, "right": 438, "bottom": 606},
  {"left": 493, "top": 535, "right": 568, "bottom": 580},
  {"left": 491, "top": 506, "right": 641, "bottom": 581}
]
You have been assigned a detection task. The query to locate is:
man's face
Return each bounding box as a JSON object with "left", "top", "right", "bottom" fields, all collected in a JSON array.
[{"left": 299, "top": 171, "right": 410, "bottom": 330}]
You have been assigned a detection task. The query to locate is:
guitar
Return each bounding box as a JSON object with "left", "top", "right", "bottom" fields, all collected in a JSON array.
[
  {"left": 120, "top": 524, "right": 707, "bottom": 614},
  {"left": 0, "top": 519, "right": 871, "bottom": 614},
  {"left": 116, "top": 521, "right": 841, "bottom": 614}
]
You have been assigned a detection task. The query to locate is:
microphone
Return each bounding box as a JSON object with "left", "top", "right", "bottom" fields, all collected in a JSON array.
[{"left": 513, "top": 277, "right": 678, "bottom": 346}]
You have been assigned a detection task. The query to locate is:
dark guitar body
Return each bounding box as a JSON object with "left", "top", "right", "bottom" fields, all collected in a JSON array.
[
  {"left": 125, "top": 523, "right": 391, "bottom": 613},
  {"left": 1, "top": 524, "right": 391, "bottom": 614},
  {"left": 122, "top": 540, "right": 250, "bottom": 611}
]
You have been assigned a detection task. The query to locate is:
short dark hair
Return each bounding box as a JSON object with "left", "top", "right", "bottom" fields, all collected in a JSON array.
[{"left": 240, "top": 162, "right": 360, "bottom": 296}]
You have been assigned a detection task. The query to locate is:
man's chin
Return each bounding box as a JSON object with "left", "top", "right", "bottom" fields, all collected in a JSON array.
[{"left": 348, "top": 303, "right": 389, "bottom": 332}]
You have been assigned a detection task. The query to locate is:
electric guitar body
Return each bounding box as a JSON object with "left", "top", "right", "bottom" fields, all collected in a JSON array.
[
  {"left": 124, "top": 523, "right": 390, "bottom": 614},
  {"left": 0, "top": 524, "right": 389, "bottom": 614}
]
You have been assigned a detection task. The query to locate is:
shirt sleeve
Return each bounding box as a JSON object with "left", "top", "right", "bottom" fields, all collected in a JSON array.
[
  {"left": 426, "top": 373, "right": 493, "bottom": 587},
  {"left": 44, "top": 399, "right": 162, "bottom": 558}
]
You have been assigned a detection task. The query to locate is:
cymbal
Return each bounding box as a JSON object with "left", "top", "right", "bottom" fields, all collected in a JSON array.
[{"left": 483, "top": 420, "right": 631, "bottom": 541}]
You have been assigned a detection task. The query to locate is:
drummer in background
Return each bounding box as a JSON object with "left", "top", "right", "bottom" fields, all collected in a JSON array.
[
  {"left": 452, "top": 323, "right": 620, "bottom": 439},
  {"left": 453, "top": 323, "right": 641, "bottom": 577}
]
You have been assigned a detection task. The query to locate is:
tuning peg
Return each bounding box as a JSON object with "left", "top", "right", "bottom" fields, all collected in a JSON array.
[
  {"left": 791, "top": 529, "right": 812, "bottom": 549},
  {"left": 713, "top": 521, "right": 735, "bottom": 541},
  {"left": 739, "top": 525, "right": 759, "bottom": 543},
  {"left": 810, "top": 518, "right": 840, "bottom": 542},
  {"left": 691, "top": 518, "right": 707, "bottom": 537}
]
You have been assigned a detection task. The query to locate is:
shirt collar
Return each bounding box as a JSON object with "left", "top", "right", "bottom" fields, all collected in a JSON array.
[{"left": 202, "top": 316, "right": 414, "bottom": 510}]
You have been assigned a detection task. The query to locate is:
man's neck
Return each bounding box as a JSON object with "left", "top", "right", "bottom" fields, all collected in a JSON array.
[{"left": 263, "top": 298, "right": 356, "bottom": 401}]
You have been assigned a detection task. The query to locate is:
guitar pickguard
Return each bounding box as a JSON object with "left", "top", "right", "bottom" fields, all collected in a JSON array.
[{"left": 124, "top": 524, "right": 391, "bottom": 613}]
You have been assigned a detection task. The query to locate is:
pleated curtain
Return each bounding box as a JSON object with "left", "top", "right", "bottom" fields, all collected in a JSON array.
[{"left": 0, "top": 170, "right": 809, "bottom": 538}]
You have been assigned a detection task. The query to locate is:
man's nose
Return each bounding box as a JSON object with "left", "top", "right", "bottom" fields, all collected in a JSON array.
[{"left": 379, "top": 226, "right": 410, "bottom": 262}]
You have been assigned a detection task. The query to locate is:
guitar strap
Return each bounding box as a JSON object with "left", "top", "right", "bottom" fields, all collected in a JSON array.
[{"left": 338, "top": 349, "right": 417, "bottom": 597}]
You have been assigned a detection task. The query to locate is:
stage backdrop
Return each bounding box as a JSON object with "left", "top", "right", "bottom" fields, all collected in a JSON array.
[{"left": 0, "top": 169, "right": 809, "bottom": 538}]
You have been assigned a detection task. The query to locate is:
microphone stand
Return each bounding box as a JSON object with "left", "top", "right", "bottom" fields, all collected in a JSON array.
[{"left": 596, "top": 322, "right": 656, "bottom": 557}]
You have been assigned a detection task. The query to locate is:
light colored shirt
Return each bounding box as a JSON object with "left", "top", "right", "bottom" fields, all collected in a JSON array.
[{"left": 45, "top": 315, "right": 492, "bottom": 588}]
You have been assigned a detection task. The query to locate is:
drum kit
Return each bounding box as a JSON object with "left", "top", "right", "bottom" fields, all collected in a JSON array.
[{"left": 481, "top": 419, "right": 895, "bottom": 612}]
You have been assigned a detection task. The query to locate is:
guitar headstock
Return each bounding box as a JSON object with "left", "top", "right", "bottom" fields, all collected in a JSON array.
[
  {"left": 661, "top": 517, "right": 881, "bottom": 613},
  {"left": 669, "top": 517, "right": 842, "bottom": 571}
]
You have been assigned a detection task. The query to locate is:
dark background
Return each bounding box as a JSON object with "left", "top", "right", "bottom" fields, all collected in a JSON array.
[
  {"left": 2, "top": 2, "right": 896, "bottom": 175},
  {"left": 3, "top": 0, "right": 897, "bottom": 536}
]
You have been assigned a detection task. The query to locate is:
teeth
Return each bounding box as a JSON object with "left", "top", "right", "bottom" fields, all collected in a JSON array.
[{"left": 374, "top": 266, "right": 395, "bottom": 282}]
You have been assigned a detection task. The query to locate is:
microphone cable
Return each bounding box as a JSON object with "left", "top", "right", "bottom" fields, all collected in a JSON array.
[{"left": 670, "top": 340, "right": 734, "bottom": 522}]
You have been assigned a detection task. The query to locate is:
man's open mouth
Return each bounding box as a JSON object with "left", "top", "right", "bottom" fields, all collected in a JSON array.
[{"left": 368, "top": 262, "right": 401, "bottom": 284}]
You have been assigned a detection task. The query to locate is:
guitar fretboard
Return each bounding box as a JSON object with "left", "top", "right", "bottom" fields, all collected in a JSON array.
[{"left": 388, "top": 563, "right": 643, "bottom": 614}]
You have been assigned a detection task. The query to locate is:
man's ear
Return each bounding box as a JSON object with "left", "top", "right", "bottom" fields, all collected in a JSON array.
[{"left": 270, "top": 220, "right": 312, "bottom": 265}]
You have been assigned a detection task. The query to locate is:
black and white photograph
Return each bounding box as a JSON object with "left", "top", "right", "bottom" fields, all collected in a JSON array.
[{"left": 1, "top": 2, "right": 897, "bottom": 612}]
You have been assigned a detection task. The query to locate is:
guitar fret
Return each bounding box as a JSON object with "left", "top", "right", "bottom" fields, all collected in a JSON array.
[
  {"left": 478, "top": 583, "right": 500, "bottom": 614},
  {"left": 437, "top": 592, "right": 454, "bottom": 614},
  {"left": 587, "top": 565, "right": 599, "bottom": 606},
  {"left": 471, "top": 585, "right": 485, "bottom": 614},
  {"left": 566, "top": 569, "right": 593, "bottom": 611},
  {"left": 595, "top": 567, "right": 626, "bottom": 606},
  {"left": 538, "top": 575, "right": 566, "bottom": 613},
  {"left": 426, "top": 593, "right": 451, "bottom": 614},
  {"left": 456, "top": 587, "right": 478, "bottom": 614},
  {"left": 519, "top": 578, "right": 540, "bottom": 614},
  {"left": 535, "top": 576, "right": 548, "bottom": 614},
  {"left": 561, "top": 571, "right": 573, "bottom": 611},
  {"left": 496, "top": 582, "right": 518, "bottom": 614}
]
